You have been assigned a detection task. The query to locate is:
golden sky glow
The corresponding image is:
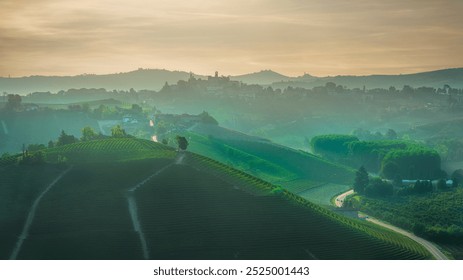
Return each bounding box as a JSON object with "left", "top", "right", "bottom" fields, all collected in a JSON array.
[{"left": 1, "top": 0, "right": 462, "bottom": 77}]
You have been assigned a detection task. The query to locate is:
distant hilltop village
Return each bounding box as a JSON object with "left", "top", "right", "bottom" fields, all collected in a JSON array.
[
  {"left": 204, "top": 71, "right": 233, "bottom": 83},
  {"left": 161, "top": 71, "right": 252, "bottom": 98}
]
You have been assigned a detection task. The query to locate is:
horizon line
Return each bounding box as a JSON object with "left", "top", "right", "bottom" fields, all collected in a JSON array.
[{"left": 1, "top": 66, "right": 462, "bottom": 79}]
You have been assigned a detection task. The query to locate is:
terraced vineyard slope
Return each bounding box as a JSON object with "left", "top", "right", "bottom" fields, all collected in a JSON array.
[{"left": 0, "top": 138, "right": 431, "bottom": 259}]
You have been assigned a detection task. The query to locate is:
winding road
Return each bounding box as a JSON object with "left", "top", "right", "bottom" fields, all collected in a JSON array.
[
  {"left": 334, "top": 189, "right": 353, "bottom": 207},
  {"left": 334, "top": 189, "right": 448, "bottom": 260}
]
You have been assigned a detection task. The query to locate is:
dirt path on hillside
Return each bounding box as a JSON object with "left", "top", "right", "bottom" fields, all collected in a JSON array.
[
  {"left": 334, "top": 189, "right": 354, "bottom": 207},
  {"left": 126, "top": 153, "right": 183, "bottom": 259},
  {"left": 9, "top": 167, "right": 72, "bottom": 260},
  {"left": 334, "top": 190, "right": 448, "bottom": 260}
]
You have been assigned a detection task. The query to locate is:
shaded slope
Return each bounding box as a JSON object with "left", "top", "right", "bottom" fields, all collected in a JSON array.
[
  {"left": 1, "top": 138, "right": 431, "bottom": 259},
  {"left": 185, "top": 124, "right": 354, "bottom": 185},
  {"left": 0, "top": 164, "right": 67, "bottom": 259},
  {"left": 135, "top": 157, "right": 430, "bottom": 259},
  {"left": 18, "top": 159, "right": 173, "bottom": 259}
]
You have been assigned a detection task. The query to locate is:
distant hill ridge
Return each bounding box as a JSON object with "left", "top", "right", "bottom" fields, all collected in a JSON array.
[{"left": 1, "top": 67, "right": 462, "bottom": 94}]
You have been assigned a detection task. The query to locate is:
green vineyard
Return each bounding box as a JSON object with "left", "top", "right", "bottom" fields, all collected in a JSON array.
[
  {"left": 184, "top": 152, "right": 431, "bottom": 259},
  {"left": 0, "top": 163, "right": 68, "bottom": 259},
  {"left": 0, "top": 138, "right": 432, "bottom": 259},
  {"left": 135, "top": 163, "right": 430, "bottom": 259},
  {"left": 15, "top": 159, "right": 173, "bottom": 259},
  {"left": 45, "top": 138, "right": 176, "bottom": 163}
]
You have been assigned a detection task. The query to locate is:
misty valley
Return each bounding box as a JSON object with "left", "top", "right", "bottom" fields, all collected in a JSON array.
[{"left": 1, "top": 69, "right": 463, "bottom": 260}]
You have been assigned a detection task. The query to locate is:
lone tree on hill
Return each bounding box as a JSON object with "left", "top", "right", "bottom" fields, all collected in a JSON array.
[
  {"left": 176, "top": 136, "right": 188, "bottom": 151},
  {"left": 81, "top": 126, "right": 98, "bottom": 141},
  {"left": 57, "top": 130, "right": 77, "bottom": 146},
  {"left": 111, "top": 125, "right": 126, "bottom": 138},
  {"left": 354, "top": 166, "right": 369, "bottom": 194}
]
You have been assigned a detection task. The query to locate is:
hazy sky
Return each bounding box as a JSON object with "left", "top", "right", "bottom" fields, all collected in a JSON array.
[{"left": 1, "top": 0, "right": 462, "bottom": 77}]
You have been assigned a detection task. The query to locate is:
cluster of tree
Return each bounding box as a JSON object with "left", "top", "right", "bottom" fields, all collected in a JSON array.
[
  {"left": 312, "top": 134, "right": 443, "bottom": 180},
  {"left": 56, "top": 130, "right": 78, "bottom": 146},
  {"left": 348, "top": 140, "right": 412, "bottom": 171},
  {"left": 26, "top": 88, "right": 126, "bottom": 104},
  {"left": 67, "top": 103, "right": 90, "bottom": 112},
  {"left": 15, "top": 125, "right": 137, "bottom": 165},
  {"left": 356, "top": 167, "right": 457, "bottom": 198},
  {"left": 353, "top": 166, "right": 393, "bottom": 197},
  {"left": 397, "top": 180, "right": 433, "bottom": 196},
  {"left": 35, "top": 126, "right": 129, "bottom": 151},
  {"left": 416, "top": 180, "right": 433, "bottom": 192},
  {"left": 18, "top": 150, "right": 45, "bottom": 165},
  {"left": 381, "top": 148, "right": 442, "bottom": 180},
  {"left": 80, "top": 127, "right": 100, "bottom": 141},
  {"left": 91, "top": 104, "right": 145, "bottom": 120},
  {"left": 163, "top": 77, "right": 463, "bottom": 100},
  {"left": 413, "top": 223, "right": 463, "bottom": 245},
  {"left": 397, "top": 178, "right": 458, "bottom": 196},
  {"left": 365, "top": 178, "right": 394, "bottom": 197},
  {"left": 350, "top": 188, "right": 463, "bottom": 245},
  {"left": 110, "top": 125, "right": 127, "bottom": 138},
  {"left": 27, "top": 143, "right": 47, "bottom": 152},
  {"left": 22, "top": 79, "right": 463, "bottom": 106},
  {"left": 310, "top": 134, "right": 359, "bottom": 157},
  {"left": 312, "top": 134, "right": 409, "bottom": 161},
  {"left": 430, "top": 138, "right": 463, "bottom": 162},
  {"left": 3, "top": 94, "right": 22, "bottom": 111}
]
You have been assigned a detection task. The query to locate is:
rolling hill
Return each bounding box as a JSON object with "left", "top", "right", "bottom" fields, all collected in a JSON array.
[
  {"left": 0, "top": 138, "right": 432, "bottom": 259},
  {"left": 176, "top": 124, "right": 355, "bottom": 198},
  {"left": 1, "top": 68, "right": 462, "bottom": 94},
  {"left": 232, "top": 70, "right": 291, "bottom": 85},
  {"left": 273, "top": 68, "right": 463, "bottom": 89},
  {"left": 0, "top": 69, "right": 204, "bottom": 94}
]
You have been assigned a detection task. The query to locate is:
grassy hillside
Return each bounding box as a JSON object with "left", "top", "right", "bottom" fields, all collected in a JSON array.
[
  {"left": 173, "top": 124, "right": 354, "bottom": 202},
  {"left": 0, "top": 138, "right": 431, "bottom": 259},
  {"left": 179, "top": 132, "right": 296, "bottom": 182}
]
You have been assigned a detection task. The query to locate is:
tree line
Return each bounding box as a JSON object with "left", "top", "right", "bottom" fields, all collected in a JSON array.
[{"left": 311, "top": 134, "right": 444, "bottom": 180}]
